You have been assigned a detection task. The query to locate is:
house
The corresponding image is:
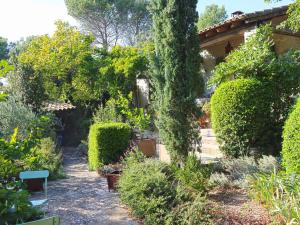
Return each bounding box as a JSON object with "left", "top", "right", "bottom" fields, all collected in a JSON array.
[
  {"left": 200, "top": 5, "right": 300, "bottom": 96},
  {"left": 158, "top": 5, "right": 300, "bottom": 163}
]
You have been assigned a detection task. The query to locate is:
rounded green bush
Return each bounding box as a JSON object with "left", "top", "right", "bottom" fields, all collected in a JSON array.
[
  {"left": 88, "top": 122, "right": 131, "bottom": 170},
  {"left": 282, "top": 99, "right": 300, "bottom": 174},
  {"left": 211, "top": 78, "right": 271, "bottom": 157}
]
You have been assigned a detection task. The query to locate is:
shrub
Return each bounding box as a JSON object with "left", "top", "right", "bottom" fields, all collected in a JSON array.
[
  {"left": 88, "top": 122, "right": 131, "bottom": 170},
  {"left": 0, "top": 94, "right": 36, "bottom": 139},
  {"left": 34, "top": 137, "right": 64, "bottom": 179},
  {"left": 211, "top": 78, "right": 271, "bottom": 157},
  {"left": 0, "top": 182, "right": 43, "bottom": 224},
  {"left": 210, "top": 155, "right": 280, "bottom": 188},
  {"left": 119, "top": 151, "right": 212, "bottom": 225},
  {"left": 249, "top": 172, "right": 300, "bottom": 224},
  {"left": 93, "top": 100, "right": 122, "bottom": 123},
  {"left": 210, "top": 25, "right": 300, "bottom": 156},
  {"left": 0, "top": 129, "right": 38, "bottom": 180},
  {"left": 119, "top": 157, "right": 176, "bottom": 225},
  {"left": 167, "top": 194, "right": 212, "bottom": 225},
  {"left": 174, "top": 155, "right": 211, "bottom": 193},
  {"left": 0, "top": 130, "right": 63, "bottom": 181},
  {"left": 282, "top": 99, "right": 300, "bottom": 174}
]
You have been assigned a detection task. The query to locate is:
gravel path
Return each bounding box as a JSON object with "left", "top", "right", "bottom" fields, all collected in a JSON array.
[{"left": 36, "top": 148, "right": 140, "bottom": 225}]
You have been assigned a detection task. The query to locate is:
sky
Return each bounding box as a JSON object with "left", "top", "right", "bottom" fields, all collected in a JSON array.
[
  {"left": 197, "top": 0, "right": 294, "bottom": 15},
  {"left": 0, "top": 0, "right": 295, "bottom": 42}
]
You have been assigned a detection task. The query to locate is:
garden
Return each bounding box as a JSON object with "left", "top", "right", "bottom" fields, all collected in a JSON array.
[{"left": 0, "top": 0, "right": 300, "bottom": 225}]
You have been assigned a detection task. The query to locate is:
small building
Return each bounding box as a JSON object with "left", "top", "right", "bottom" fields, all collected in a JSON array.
[{"left": 200, "top": 5, "right": 300, "bottom": 96}]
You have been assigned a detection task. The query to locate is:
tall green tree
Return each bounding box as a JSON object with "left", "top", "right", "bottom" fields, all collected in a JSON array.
[
  {"left": 265, "top": 0, "right": 300, "bottom": 32},
  {"left": 150, "top": 0, "right": 204, "bottom": 163},
  {"left": 65, "top": 0, "right": 151, "bottom": 48},
  {"left": 17, "top": 21, "right": 100, "bottom": 109},
  {"left": 197, "top": 4, "right": 227, "bottom": 31},
  {"left": 0, "top": 37, "right": 8, "bottom": 60}
]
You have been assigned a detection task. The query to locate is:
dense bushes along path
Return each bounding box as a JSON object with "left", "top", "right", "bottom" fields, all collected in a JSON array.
[{"left": 34, "top": 147, "right": 139, "bottom": 225}]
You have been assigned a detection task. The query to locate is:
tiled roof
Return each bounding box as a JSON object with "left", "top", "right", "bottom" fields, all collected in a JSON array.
[
  {"left": 43, "top": 101, "right": 76, "bottom": 112},
  {"left": 199, "top": 5, "right": 289, "bottom": 35}
]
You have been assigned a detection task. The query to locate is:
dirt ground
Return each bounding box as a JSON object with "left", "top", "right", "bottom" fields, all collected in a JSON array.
[{"left": 209, "top": 188, "right": 272, "bottom": 225}]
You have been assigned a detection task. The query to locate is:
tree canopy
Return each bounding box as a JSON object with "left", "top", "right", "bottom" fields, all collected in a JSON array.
[
  {"left": 17, "top": 21, "right": 99, "bottom": 107},
  {"left": 97, "top": 45, "right": 148, "bottom": 99},
  {"left": 65, "top": 0, "right": 151, "bottom": 48},
  {"left": 197, "top": 4, "right": 227, "bottom": 31},
  {"left": 12, "top": 21, "right": 148, "bottom": 111}
]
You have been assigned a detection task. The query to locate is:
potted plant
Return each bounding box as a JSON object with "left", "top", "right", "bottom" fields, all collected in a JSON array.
[
  {"left": 100, "top": 165, "right": 122, "bottom": 192},
  {"left": 132, "top": 109, "right": 157, "bottom": 157}
]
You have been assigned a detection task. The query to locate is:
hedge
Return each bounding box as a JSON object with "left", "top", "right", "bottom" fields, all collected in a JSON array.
[
  {"left": 88, "top": 122, "right": 131, "bottom": 170},
  {"left": 282, "top": 99, "right": 300, "bottom": 174},
  {"left": 211, "top": 78, "right": 271, "bottom": 157}
]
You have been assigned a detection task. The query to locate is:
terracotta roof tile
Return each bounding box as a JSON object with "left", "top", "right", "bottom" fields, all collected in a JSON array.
[
  {"left": 199, "top": 5, "right": 289, "bottom": 34},
  {"left": 43, "top": 101, "right": 76, "bottom": 112}
]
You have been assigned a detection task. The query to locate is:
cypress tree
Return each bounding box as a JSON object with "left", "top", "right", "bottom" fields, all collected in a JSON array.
[{"left": 149, "top": 0, "right": 204, "bottom": 163}]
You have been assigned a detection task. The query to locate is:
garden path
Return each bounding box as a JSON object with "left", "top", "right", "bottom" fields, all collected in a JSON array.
[{"left": 36, "top": 147, "right": 140, "bottom": 225}]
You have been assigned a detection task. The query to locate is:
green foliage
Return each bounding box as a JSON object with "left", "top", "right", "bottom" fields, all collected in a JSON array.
[
  {"left": 93, "top": 92, "right": 151, "bottom": 131},
  {"left": 65, "top": 0, "right": 151, "bottom": 47},
  {"left": 0, "top": 94, "right": 57, "bottom": 140},
  {"left": 119, "top": 151, "right": 212, "bottom": 225},
  {"left": 0, "top": 181, "right": 43, "bottom": 225},
  {"left": 265, "top": 0, "right": 300, "bottom": 32},
  {"left": 197, "top": 4, "right": 227, "bottom": 31},
  {"left": 149, "top": 0, "right": 204, "bottom": 163},
  {"left": 0, "top": 129, "right": 39, "bottom": 180},
  {"left": 0, "top": 124, "right": 62, "bottom": 181},
  {"left": 0, "top": 94, "right": 36, "bottom": 139},
  {"left": 210, "top": 25, "right": 275, "bottom": 86},
  {"left": 167, "top": 193, "right": 212, "bottom": 225},
  {"left": 0, "top": 60, "right": 13, "bottom": 78},
  {"left": 174, "top": 155, "right": 211, "bottom": 193},
  {"left": 210, "top": 155, "right": 280, "bottom": 188},
  {"left": 0, "top": 37, "right": 8, "bottom": 60},
  {"left": 249, "top": 171, "right": 300, "bottom": 224},
  {"left": 210, "top": 25, "right": 300, "bottom": 154},
  {"left": 119, "top": 157, "right": 176, "bottom": 225},
  {"left": 93, "top": 100, "right": 122, "bottom": 124},
  {"left": 282, "top": 0, "right": 300, "bottom": 32},
  {"left": 114, "top": 93, "right": 151, "bottom": 131},
  {"left": 202, "top": 101, "right": 211, "bottom": 116},
  {"left": 0, "top": 94, "right": 7, "bottom": 102},
  {"left": 88, "top": 122, "right": 131, "bottom": 170},
  {"left": 282, "top": 99, "right": 300, "bottom": 174},
  {"left": 18, "top": 21, "right": 99, "bottom": 106},
  {"left": 98, "top": 46, "right": 148, "bottom": 98},
  {"left": 34, "top": 138, "right": 64, "bottom": 179},
  {"left": 211, "top": 78, "right": 271, "bottom": 157}
]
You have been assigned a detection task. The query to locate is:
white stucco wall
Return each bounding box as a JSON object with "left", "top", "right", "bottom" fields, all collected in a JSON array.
[{"left": 136, "top": 78, "right": 150, "bottom": 108}]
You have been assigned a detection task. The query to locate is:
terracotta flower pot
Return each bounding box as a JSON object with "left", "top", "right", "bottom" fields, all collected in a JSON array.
[
  {"left": 106, "top": 171, "right": 121, "bottom": 192},
  {"left": 138, "top": 139, "right": 156, "bottom": 157}
]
